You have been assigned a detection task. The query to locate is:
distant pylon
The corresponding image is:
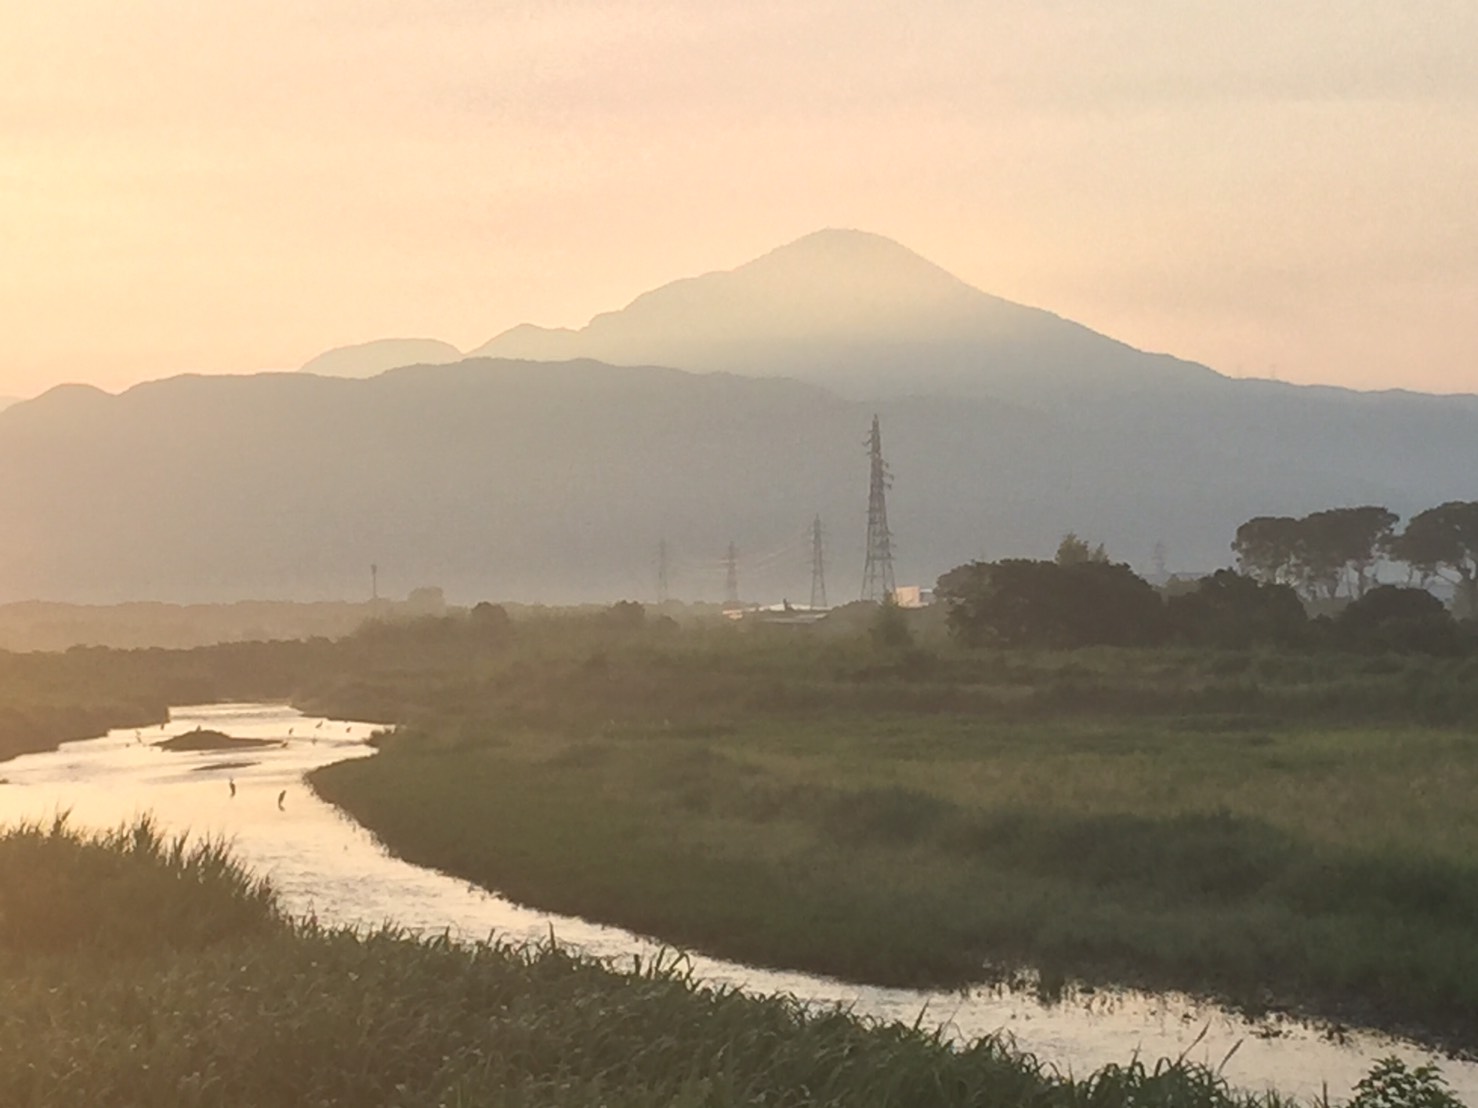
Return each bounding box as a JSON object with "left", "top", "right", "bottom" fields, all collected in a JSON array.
[
  {"left": 810, "top": 515, "right": 828, "bottom": 610},
  {"left": 860, "top": 415, "right": 896, "bottom": 602},
  {"left": 370, "top": 563, "right": 379, "bottom": 601},
  {"left": 1151, "top": 541, "right": 1168, "bottom": 584},
  {"left": 724, "top": 541, "right": 739, "bottom": 608},
  {"left": 657, "top": 538, "right": 670, "bottom": 603}
]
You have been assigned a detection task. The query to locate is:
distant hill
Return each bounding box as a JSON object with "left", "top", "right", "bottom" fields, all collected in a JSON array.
[
  {"left": 471, "top": 228, "right": 1221, "bottom": 404},
  {"left": 0, "top": 397, "right": 18, "bottom": 412},
  {"left": 1, "top": 360, "right": 1476, "bottom": 605},
  {"left": 300, "top": 338, "right": 462, "bottom": 378}
]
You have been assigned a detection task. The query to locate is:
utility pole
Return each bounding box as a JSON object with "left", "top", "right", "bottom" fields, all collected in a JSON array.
[
  {"left": 724, "top": 541, "right": 739, "bottom": 609},
  {"left": 370, "top": 563, "right": 379, "bottom": 602},
  {"left": 810, "top": 515, "right": 828, "bottom": 610},
  {"left": 860, "top": 415, "right": 896, "bottom": 603},
  {"left": 657, "top": 539, "right": 670, "bottom": 603}
]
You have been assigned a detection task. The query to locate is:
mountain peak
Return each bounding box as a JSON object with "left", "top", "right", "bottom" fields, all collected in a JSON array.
[
  {"left": 719, "top": 228, "right": 979, "bottom": 307},
  {"left": 469, "top": 229, "right": 1219, "bottom": 400},
  {"left": 757, "top": 227, "right": 932, "bottom": 262},
  {"left": 300, "top": 337, "right": 462, "bottom": 378}
]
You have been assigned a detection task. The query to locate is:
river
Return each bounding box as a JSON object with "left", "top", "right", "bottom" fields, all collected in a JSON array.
[{"left": 0, "top": 702, "right": 1471, "bottom": 1104}]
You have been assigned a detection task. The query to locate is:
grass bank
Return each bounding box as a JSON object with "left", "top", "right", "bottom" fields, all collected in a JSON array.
[
  {"left": 0, "top": 818, "right": 1356, "bottom": 1108},
  {"left": 306, "top": 631, "right": 1478, "bottom": 1053}
]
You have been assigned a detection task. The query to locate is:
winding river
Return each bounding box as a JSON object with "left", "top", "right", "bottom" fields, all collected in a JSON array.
[{"left": 0, "top": 703, "right": 1472, "bottom": 1104}]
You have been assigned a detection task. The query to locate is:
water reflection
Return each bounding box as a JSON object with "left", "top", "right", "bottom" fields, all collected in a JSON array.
[{"left": 0, "top": 703, "right": 1470, "bottom": 1103}]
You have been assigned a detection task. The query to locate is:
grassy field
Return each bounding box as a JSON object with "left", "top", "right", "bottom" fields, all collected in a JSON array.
[
  {"left": 7, "top": 613, "right": 1478, "bottom": 1071},
  {"left": 306, "top": 626, "right": 1478, "bottom": 1053},
  {"left": 0, "top": 818, "right": 1358, "bottom": 1108}
]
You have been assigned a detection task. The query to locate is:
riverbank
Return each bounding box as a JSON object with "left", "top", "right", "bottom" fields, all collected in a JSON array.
[
  {"left": 0, "top": 638, "right": 341, "bottom": 764},
  {"left": 1, "top": 817, "right": 1354, "bottom": 1108},
  {"left": 311, "top": 714, "right": 1478, "bottom": 1054},
  {"left": 304, "top": 623, "right": 1478, "bottom": 1055},
  {"left": 8, "top": 616, "right": 1478, "bottom": 1062}
]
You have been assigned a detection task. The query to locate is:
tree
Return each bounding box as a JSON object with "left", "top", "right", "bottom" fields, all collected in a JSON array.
[
  {"left": 1234, "top": 508, "right": 1397, "bottom": 600},
  {"left": 1166, "top": 570, "right": 1307, "bottom": 648},
  {"left": 1388, "top": 502, "right": 1478, "bottom": 618},
  {"left": 937, "top": 558, "right": 1163, "bottom": 648},
  {"left": 469, "top": 601, "right": 512, "bottom": 641},
  {"left": 1058, "top": 560, "right": 1166, "bottom": 646},
  {"left": 1232, "top": 517, "right": 1301, "bottom": 586},
  {"left": 605, "top": 600, "right": 647, "bottom": 630},
  {"left": 1055, "top": 532, "right": 1108, "bottom": 567},
  {"left": 870, "top": 596, "right": 913, "bottom": 650},
  {"left": 935, "top": 561, "right": 995, "bottom": 647},
  {"left": 1297, "top": 506, "right": 1397, "bottom": 600},
  {"left": 1336, "top": 585, "right": 1458, "bottom": 654},
  {"left": 967, "top": 559, "right": 1074, "bottom": 647}
]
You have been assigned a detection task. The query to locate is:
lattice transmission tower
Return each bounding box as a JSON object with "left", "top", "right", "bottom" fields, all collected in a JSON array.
[
  {"left": 724, "top": 541, "right": 740, "bottom": 609},
  {"left": 809, "top": 515, "right": 828, "bottom": 610},
  {"left": 860, "top": 415, "right": 896, "bottom": 602}
]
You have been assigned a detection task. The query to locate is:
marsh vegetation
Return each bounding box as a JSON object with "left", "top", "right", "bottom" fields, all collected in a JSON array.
[
  {"left": 1, "top": 818, "right": 1361, "bottom": 1108},
  {"left": 302, "top": 615, "right": 1478, "bottom": 1053},
  {"left": 7, "top": 606, "right": 1478, "bottom": 1083}
]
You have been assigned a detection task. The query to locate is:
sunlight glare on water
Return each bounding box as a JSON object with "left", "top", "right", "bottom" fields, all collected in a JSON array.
[{"left": 0, "top": 703, "right": 1471, "bottom": 1104}]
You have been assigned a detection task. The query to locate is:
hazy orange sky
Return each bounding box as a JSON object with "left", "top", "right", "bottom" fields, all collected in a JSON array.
[{"left": 5, "top": 1, "right": 1476, "bottom": 399}]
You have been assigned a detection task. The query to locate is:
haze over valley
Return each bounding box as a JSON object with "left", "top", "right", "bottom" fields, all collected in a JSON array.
[
  {"left": 3, "top": 230, "right": 1476, "bottom": 605},
  {"left": 12, "top": 8, "right": 1478, "bottom": 1105}
]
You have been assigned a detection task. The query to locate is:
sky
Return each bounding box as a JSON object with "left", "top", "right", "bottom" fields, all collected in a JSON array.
[{"left": 4, "top": 0, "right": 1477, "bottom": 399}]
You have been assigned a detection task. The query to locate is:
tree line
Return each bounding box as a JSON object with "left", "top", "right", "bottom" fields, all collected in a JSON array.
[
  {"left": 937, "top": 501, "right": 1478, "bottom": 655},
  {"left": 1233, "top": 501, "right": 1478, "bottom": 615}
]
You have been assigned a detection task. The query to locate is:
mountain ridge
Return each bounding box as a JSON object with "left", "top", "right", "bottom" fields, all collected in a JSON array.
[
  {"left": 0, "top": 356, "right": 1474, "bottom": 605},
  {"left": 300, "top": 337, "right": 463, "bottom": 379},
  {"left": 465, "top": 228, "right": 1222, "bottom": 402},
  {"left": 3, "top": 230, "right": 1475, "bottom": 605}
]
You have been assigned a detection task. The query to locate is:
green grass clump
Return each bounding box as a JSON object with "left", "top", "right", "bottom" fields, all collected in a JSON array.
[{"left": 0, "top": 816, "right": 279, "bottom": 954}]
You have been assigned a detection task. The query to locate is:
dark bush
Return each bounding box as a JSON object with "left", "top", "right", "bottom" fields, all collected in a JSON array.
[
  {"left": 1336, "top": 585, "right": 1459, "bottom": 655},
  {"left": 1166, "top": 570, "right": 1307, "bottom": 649},
  {"left": 937, "top": 559, "right": 1164, "bottom": 649}
]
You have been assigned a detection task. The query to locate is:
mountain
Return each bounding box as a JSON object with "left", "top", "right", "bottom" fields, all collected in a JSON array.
[
  {"left": 3, "top": 230, "right": 1476, "bottom": 605},
  {"left": 471, "top": 229, "right": 1221, "bottom": 404},
  {"left": 300, "top": 338, "right": 462, "bottom": 378},
  {"left": 0, "top": 397, "right": 17, "bottom": 412},
  {"left": 1, "top": 359, "right": 1476, "bottom": 606}
]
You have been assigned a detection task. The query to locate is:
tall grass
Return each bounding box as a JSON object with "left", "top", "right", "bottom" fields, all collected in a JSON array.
[
  {"left": 1, "top": 928, "right": 1312, "bottom": 1108},
  {"left": 0, "top": 816, "right": 279, "bottom": 954},
  {"left": 0, "top": 819, "right": 1319, "bottom": 1107}
]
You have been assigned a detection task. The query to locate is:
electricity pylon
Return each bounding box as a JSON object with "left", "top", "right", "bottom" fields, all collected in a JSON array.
[
  {"left": 860, "top": 415, "right": 896, "bottom": 602},
  {"left": 810, "top": 515, "right": 828, "bottom": 610},
  {"left": 724, "top": 541, "right": 739, "bottom": 608}
]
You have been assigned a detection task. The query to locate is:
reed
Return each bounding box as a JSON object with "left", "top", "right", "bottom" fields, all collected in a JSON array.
[{"left": 0, "top": 819, "right": 1333, "bottom": 1107}]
